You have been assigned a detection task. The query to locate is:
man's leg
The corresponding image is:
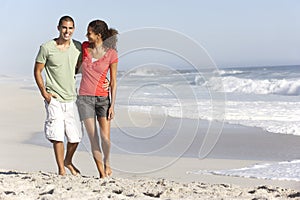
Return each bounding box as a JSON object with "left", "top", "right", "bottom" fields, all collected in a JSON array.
[
  {"left": 52, "top": 141, "right": 66, "bottom": 175},
  {"left": 64, "top": 101, "right": 82, "bottom": 175},
  {"left": 64, "top": 142, "right": 80, "bottom": 175}
]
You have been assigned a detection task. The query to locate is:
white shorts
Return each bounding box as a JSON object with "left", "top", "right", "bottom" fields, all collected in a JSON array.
[{"left": 44, "top": 98, "right": 82, "bottom": 143}]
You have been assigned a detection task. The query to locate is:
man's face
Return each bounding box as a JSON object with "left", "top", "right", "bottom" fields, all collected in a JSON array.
[{"left": 58, "top": 20, "right": 74, "bottom": 41}]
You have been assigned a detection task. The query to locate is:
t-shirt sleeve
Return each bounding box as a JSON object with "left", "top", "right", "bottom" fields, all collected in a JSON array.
[
  {"left": 81, "top": 41, "right": 90, "bottom": 60},
  {"left": 73, "top": 40, "right": 82, "bottom": 63},
  {"left": 110, "top": 50, "right": 118, "bottom": 64},
  {"left": 35, "top": 45, "right": 47, "bottom": 64}
]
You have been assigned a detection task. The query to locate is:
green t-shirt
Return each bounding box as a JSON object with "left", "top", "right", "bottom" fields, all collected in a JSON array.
[{"left": 36, "top": 39, "right": 81, "bottom": 102}]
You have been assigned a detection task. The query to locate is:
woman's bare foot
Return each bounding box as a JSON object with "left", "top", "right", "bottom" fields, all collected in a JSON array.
[
  {"left": 58, "top": 168, "right": 66, "bottom": 176},
  {"left": 97, "top": 164, "right": 107, "bottom": 179},
  {"left": 104, "top": 164, "right": 112, "bottom": 177},
  {"left": 64, "top": 161, "right": 80, "bottom": 175},
  {"left": 99, "top": 172, "right": 107, "bottom": 179}
]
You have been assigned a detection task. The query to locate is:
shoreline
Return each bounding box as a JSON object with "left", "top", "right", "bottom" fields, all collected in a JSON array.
[{"left": 26, "top": 106, "right": 300, "bottom": 162}]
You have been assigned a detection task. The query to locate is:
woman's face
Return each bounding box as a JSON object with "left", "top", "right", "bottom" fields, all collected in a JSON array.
[{"left": 86, "top": 26, "right": 99, "bottom": 43}]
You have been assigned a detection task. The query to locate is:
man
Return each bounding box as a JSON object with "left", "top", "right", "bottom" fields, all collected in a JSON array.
[{"left": 34, "top": 16, "right": 82, "bottom": 175}]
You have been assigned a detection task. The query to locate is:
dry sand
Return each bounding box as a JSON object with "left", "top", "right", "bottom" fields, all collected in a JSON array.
[
  {"left": 0, "top": 79, "right": 299, "bottom": 199},
  {"left": 1, "top": 169, "right": 299, "bottom": 200}
]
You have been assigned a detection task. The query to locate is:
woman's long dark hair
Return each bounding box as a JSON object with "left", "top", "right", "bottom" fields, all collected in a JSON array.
[{"left": 88, "top": 20, "right": 118, "bottom": 50}]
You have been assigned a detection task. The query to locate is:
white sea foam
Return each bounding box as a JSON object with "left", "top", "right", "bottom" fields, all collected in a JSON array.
[
  {"left": 215, "top": 69, "right": 244, "bottom": 76},
  {"left": 189, "top": 160, "right": 300, "bottom": 182},
  {"left": 199, "top": 76, "right": 300, "bottom": 96},
  {"left": 122, "top": 99, "right": 300, "bottom": 136}
]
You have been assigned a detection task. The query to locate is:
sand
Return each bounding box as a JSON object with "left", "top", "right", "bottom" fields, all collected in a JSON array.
[
  {"left": 0, "top": 78, "right": 299, "bottom": 199},
  {"left": 1, "top": 169, "right": 299, "bottom": 200}
]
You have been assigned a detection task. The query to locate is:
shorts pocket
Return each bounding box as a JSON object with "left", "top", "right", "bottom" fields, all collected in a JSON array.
[
  {"left": 96, "top": 96, "right": 110, "bottom": 106},
  {"left": 45, "top": 97, "right": 59, "bottom": 120},
  {"left": 44, "top": 119, "right": 56, "bottom": 139},
  {"left": 44, "top": 98, "right": 62, "bottom": 140}
]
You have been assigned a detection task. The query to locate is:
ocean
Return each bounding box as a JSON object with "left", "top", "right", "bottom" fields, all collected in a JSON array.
[
  {"left": 113, "top": 64, "right": 300, "bottom": 182},
  {"left": 116, "top": 65, "right": 300, "bottom": 136}
]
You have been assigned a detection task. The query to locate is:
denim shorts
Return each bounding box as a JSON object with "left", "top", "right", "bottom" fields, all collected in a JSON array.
[{"left": 76, "top": 95, "right": 110, "bottom": 121}]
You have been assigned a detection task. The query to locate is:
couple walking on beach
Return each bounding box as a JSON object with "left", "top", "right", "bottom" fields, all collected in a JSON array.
[{"left": 33, "top": 16, "right": 118, "bottom": 178}]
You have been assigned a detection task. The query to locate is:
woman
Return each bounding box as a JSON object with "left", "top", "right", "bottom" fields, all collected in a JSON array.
[{"left": 77, "top": 20, "right": 118, "bottom": 178}]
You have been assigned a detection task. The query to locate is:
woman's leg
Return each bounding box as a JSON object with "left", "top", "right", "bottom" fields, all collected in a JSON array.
[
  {"left": 83, "top": 118, "right": 106, "bottom": 178},
  {"left": 98, "top": 117, "right": 112, "bottom": 176}
]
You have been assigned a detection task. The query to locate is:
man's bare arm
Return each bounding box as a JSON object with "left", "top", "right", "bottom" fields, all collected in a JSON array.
[{"left": 33, "top": 62, "right": 55, "bottom": 103}]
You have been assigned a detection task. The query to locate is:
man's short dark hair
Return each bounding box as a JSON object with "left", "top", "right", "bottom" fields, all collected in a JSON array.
[{"left": 58, "top": 15, "right": 75, "bottom": 27}]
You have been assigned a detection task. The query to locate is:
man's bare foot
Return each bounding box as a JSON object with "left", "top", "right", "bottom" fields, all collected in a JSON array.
[
  {"left": 59, "top": 169, "right": 66, "bottom": 176},
  {"left": 104, "top": 164, "right": 112, "bottom": 177},
  {"left": 64, "top": 161, "right": 80, "bottom": 175}
]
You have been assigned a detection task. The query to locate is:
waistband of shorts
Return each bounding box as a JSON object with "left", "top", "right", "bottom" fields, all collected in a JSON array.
[
  {"left": 77, "top": 95, "right": 109, "bottom": 100},
  {"left": 78, "top": 95, "right": 109, "bottom": 98}
]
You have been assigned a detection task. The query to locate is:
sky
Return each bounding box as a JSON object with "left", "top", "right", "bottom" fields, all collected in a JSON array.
[{"left": 0, "top": 0, "right": 300, "bottom": 75}]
